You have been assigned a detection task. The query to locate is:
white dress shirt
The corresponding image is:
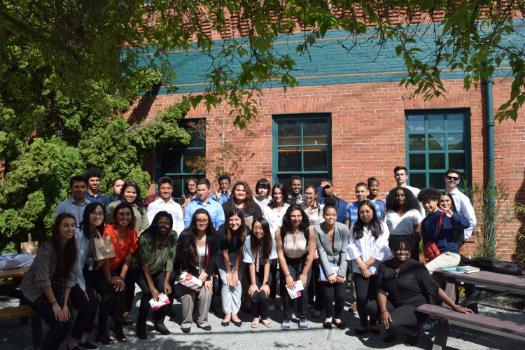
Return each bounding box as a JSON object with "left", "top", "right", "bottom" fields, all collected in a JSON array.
[
  {"left": 347, "top": 221, "right": 392, "bottom": 275},
  {"left": 448, "top": 188, "right": 477, "bottom": 239},
  {"left": 147, "top": 197, "right": 184, "bottom": 234}
]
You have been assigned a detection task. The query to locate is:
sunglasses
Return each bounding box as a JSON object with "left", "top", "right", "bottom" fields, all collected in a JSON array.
[
  {"left": 446, "top": 176, "right": 460, "bottom": 181},
  {"left": 258, "top": 184, "right": 269, "bottom": 189},
  {"left": 323, "top": 185, "right": 331, "bottom": 189}
]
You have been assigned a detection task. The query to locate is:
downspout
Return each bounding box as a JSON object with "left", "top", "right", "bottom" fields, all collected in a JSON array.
[{"left": 482, "top": 70, "right": 495, "bottom": 258}]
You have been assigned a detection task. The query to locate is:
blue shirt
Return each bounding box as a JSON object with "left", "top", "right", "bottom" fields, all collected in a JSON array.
[
  {"left": 345, "top": 200, "right": 385, "bottom": 225},
  {"left": 421, "top": 210, "right": 470, "bottom": 254},
  {"left": 211, "top": 192, "right": 230, "bottom": 205},
  {"left": 184, "top": 198, "right": 225, "bottom": 229},
  {"left": 55, "top": 197, "right": 91, "bottom": 228},
  {"left": 85, "top": 192, "right": 110, "bottom": 208}
]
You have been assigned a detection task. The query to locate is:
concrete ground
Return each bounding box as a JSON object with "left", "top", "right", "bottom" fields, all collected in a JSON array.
[{"left": 1, "top": 290, "right": 524, "bottom": 350}]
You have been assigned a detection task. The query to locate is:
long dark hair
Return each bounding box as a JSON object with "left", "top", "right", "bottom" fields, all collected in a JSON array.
[
  {"left": 120, "top": 181, "right": 144, "bottom": 214},
  {"left": 352, "top": 200, "right": 384, "bottom": 240},
  {"left": 149, "top": 211, "right": 173, "bottom": 236},
  {"left": 225, "top": 208, "right": 248, "bottom": 242},
  {"left": 440, "top": 192, "right": 465, "bottom": 246},
  {"left": 281, "top": 204, "right": 310, "bottom": 242},
  {"left": 385, "top": 187, "right": 420, "bottom": 212},
  {"left": 181, "top": 208, "right": 214, "bottom": 267},
  {"left": 112, "top": 202, "right": 135, "bottom": 230},
  {"left": 81, "top": 202, "right": 105, "bottom": 239},
  {"left": 250, "top": 217, "right": 273, "bottom": 259},
  {"left": 52, "top": 213, "right": 77, "bottom": 278},
  {"left": 268, "top": 182, "right": 288, "bottom": 209},
  {"left": 227, "top": 181, "right": 260, "bottom": 213}
]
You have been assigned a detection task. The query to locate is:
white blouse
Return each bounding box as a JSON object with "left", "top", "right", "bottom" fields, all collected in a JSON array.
[
  {"left": 262, "top": 203, "right": 290, "bottom": 236},
  {"left": 347, "top": 221, "right": 392, "bottom": 275}
]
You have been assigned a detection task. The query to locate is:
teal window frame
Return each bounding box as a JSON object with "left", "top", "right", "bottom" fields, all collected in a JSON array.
[
  {"left": 155, "top": 118, "right": 206, "bottom": 197},
  {"left": 272, "top": 113, "right": 332, "bottom": 188},
  {"left": 405, "top": 109, "right": 471, "bottom": 190}
]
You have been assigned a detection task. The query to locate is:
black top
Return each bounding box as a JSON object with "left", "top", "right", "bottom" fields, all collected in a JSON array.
[
  {"left": 174, "top": 230, "right": 219, "bottom": 278},
  {"left": 222, "top": 201, "right": 263, "bottom": 222},
  {"left": 376, "top": 258, "right": 440, "bottom": 307},
  {"left": 216, "top": 224, "right": 246, "bottom": 253}
]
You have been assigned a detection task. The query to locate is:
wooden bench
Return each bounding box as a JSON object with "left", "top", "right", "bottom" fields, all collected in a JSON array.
[
  {"left": 0, "top": 304, "right": 42, "bottom": 349},
  {"left": 416, "top": 303, "right": 525, "bottom": 350}
]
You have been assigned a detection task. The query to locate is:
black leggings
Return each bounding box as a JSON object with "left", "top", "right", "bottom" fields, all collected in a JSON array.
[
  {"left": 365, "top": 300, "right": 424, "bottom": 335},
  {"left": 92, "top": 269, "right": 126, "bottom": 336},
  {"left": 70, "top": 283, "right": 98, "bottom": 340},
  {"left": 250, "top": 264, "right": 273, "bottom": 320},
  {"left": 321, "top": 282, "right": 346, "bottom": 318},
  {"left": 280, "top": 257, "right": 311, "bottom": 321},
  {"left": 354, "top": 273, "right": 377, "bottom": 327},
  {"left": 136, "top": 271, "right": 174, "bottom": 324}
]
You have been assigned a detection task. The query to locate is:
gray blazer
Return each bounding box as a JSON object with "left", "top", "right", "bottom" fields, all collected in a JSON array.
[{"left": 314, "top": 222, "right": 350, "bottom": 278}]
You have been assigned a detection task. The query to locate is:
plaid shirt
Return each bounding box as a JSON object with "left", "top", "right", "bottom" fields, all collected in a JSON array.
[{"left": 345, "top": 200, "right": 385, "bottom": 226}]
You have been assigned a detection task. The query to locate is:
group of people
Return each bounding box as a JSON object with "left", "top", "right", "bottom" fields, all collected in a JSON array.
[{"left": 19, "top": 166, "right": 477, "bottom": 349}]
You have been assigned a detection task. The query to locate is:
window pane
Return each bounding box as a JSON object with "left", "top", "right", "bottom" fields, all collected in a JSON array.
[
  {"left": 278, "top": 121, "right": 301, "bottom": 145},
  {"left": 159, "top": 147, "right": 182, "bottom": 174},
  {"left": 303, "top": 121, "right": 328, "bottom": 145},
  {"left": 428, "top": 133, "right": 445, "bottom": 150},
  {"left": 447, "top": 114, "right": 464, "bottom": 131},
  {"left": 409, "top": 134, "right": 425, "bottom": 150},
  {"left": 410, "top": 173, "right": 426, "bottom": 188},
  {"left": 185, "top": 120, "right": 206, "bottom": 148},
  {"left": 448, "top": 133, "right": 464, "bottom": 150},
  {"left": 171, "top": 177, "right": 185, "bottom": 199},
  {"left": 302, "top": 176, "right": 325, "bottom": 189},
  {"left": 407, "top": 115, "right": 425, "bottom": 133},
  {"left": 449, "top": 153, "right": 465, "bottom": 170},
  {"left": 409, "top": 154, "right": 425, "bottom": 170},
  {"left": 429, "top": 173, "right": 444, "bottom": 190},
  {"left": 278, "top": 147, "right": 301, "bottom": 171},
  {"left": 304, "top": 146, "right": 328, "bottom": 171},
  {"left": 428, "top": 115, "right": 445, "bottom": 132},
  {"left": 183, "top": 149, "right": 205, "bottom": 173},
  {"left": 429, "top": 153, "right": 445, "bottom": 169}
]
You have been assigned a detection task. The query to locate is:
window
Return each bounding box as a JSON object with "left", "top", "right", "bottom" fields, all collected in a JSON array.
[
  {"left": 405, "top": 109, "right": 470, "bottom": 190},
  {"left": 272, "top": 114, "right": 331, "bottom": 188},
  {"left": 155, "top": 119, "right": 206, "bottom": 198}
]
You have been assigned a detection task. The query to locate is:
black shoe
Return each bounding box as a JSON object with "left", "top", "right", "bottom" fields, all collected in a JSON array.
[
  {"left": 181, "top": 327, "right": 191, "bottom": 334},
  {"left": 323, "top": 321, "right": 332, "bottom": 329},
  {"left": 78, "top": 341, "right": 98, "bottom": 349},
  {"left": 114, "top": 325, "right": 127, "bottom": 343},
  {"left": 232, "top": 319, "right": 242, "bottom": 327},
  {"left": 154, "top": 321, "right": 170, "bottom": 335},
  {"left": 221, "top": 321, "right": 230, "bottom": 327},
  {"left": 333, "top": 320, "right": 345, "bottom": 330},
  {"left": 197, "top": 323, "right": 212, "bottom": 331},
  {"left": 97, "top": 333, "right": 112, "bottom": 345}
]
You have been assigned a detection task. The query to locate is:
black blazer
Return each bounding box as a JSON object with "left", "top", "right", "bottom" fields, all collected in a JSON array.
[{"left": 174, "top": 230, "right": 219, "bottom": 278}]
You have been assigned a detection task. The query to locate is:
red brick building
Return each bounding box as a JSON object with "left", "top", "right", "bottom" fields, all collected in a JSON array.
[{"left": 130, "top": 28, "right": 525, "bottom": 261}]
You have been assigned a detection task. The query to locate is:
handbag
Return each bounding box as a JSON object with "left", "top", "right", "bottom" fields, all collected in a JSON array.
[
  {"left": 424, "top": 211, "right": 444, "bottom": 262},
  {"left": 91, "top": 230, "right": 115, "bottom": 261},
  {"left": 20, "top": 233, "right": 38, "bottom": 255}
]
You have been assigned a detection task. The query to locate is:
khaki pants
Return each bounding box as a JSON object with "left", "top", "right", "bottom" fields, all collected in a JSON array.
[
  {"left": 425, "top": 251, "right": 461, "bottom": 274},
  {"left": 179, "top": 284, "right": 213, "bottom": 329}
]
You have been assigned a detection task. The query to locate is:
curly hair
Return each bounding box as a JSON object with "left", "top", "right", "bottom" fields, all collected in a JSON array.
[{"left": 385, "top": 187, "right": 421, "bottom": 212}]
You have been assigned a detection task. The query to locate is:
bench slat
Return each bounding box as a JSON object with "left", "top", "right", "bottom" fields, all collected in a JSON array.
[
  {"left": 417, "top": 304, "right": 525, "bottom": 339},
  {"left": 0, "top": 305, "right": 34, "bottom": 321}
]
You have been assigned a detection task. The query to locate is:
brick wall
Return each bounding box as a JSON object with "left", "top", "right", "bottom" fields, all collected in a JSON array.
[{"left": 127, "top": 77, "right": 525, "bottom": 260}]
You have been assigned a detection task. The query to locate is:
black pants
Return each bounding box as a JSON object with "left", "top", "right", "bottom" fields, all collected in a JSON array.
[
  {"left": 365, "top": 300, "right": 423, "bottom": 336},
  {"left": 92, "top": 269, "right": 125, "bottom": 336},
  {"left": 70, "top": 282, "right": 98, "bottom": 340},
  {"left": 28, "top": 299, "right": 72, "bottom": 350},
  {"left": 321, "top": 282, "right": 346, "bottom": 319},
  {"left": 308, "top": 260, "right": 324, "bottom": 311},
  {"left": 136, "top": 271, "right": 174, "bottom": 325},
  {"left": 280, "top": 257, "right": 311, "bottom": 321},
  {"left": 270, "top": 260, "right": 278, "bottom": 299},
  {"left": 354, "top": 273, "right": 377, "bottom": 327},
  {"left": 124, "top": 266, "right": 140, "bottom": 313},
  {"left": 251, "top": 265, "right": 273, "bottom": 320}
]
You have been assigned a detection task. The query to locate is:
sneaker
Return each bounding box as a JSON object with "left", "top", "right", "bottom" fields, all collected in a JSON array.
[
  {"left": 298, "top": 318, "right": 308, "bottom": 330},
  {"left": 281, "top": 319, "right": 292, "bottom": 330}
]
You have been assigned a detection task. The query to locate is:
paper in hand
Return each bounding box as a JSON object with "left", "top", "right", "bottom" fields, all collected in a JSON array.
[
  {"left": 285, "top": 280, "right": 305, "bottom": 299},
  {"left": 149, "top": 293, "right": 171, "bottom": 310}
]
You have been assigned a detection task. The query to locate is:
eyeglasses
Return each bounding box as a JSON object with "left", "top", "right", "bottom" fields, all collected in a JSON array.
[
  {"left": 90, "top": 211, "right": 104, "bottom": 217},
  {"left": 446, "top": 176, "right": 460, "bottom": 181},
  {"left": 258, "top": 184, "right": 269, "bottom": 189},
  {"left": 323, "top": 185, "right": 331, "bottom": 189}
]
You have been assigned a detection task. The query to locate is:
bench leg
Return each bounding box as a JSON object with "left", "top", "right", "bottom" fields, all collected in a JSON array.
[
  {"left": 442, "top": 281, "right": 456, "bottom": 309},
  {"left": 432, "top": 318, "right": 449, "bottom": 350},
  {"left": 31, "top": 315, "right": 41, "bottom": 349}
]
